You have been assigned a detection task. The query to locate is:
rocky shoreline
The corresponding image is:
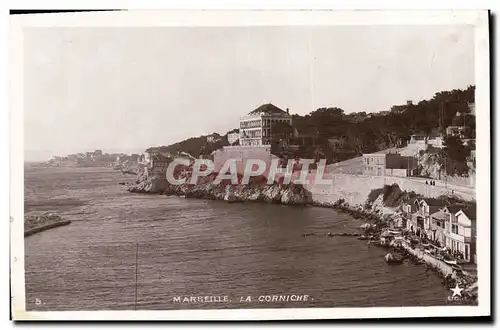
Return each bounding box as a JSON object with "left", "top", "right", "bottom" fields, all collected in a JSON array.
[
  {"left": 126, "top": 176, "right": 478, "bottom": 303},
  {"left": 128, "top": 176, "right": 313, "bottom": 205},
  {"left": 24, "top": 214, "right": 71, "bottom": 237},
  {"left": 311, "top": 198, "right": 478, "bottom": 304}
]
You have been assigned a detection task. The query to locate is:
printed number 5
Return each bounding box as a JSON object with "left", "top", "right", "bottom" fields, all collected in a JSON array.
[{"left": 35, "top": 298, "right": 41, "bottom": 305}]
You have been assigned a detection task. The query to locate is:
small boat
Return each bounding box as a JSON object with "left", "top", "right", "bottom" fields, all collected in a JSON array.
[{"left": 385, "top": 253, "right": 403, "bottom": 264}]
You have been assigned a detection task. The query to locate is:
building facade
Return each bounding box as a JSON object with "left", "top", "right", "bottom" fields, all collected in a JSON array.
[
  {"left": 212, "top": 145, "right": 273, "bottom": 177},
  {"left": 227, "top": 131, "right": 240, "bottom": 145},
  {"left": 145, "top": 154, "right": 171, "bottom": 177},
  {"left": 406, "top": 200, "right": 477, "bottom": 264},
  {"left": 444, "top": 207, "right": 476, "bottom": 263},
  {"left": 362, "top": 153, "right": 386, "bottom": 176},
  {"left": 362, "top": 152, "right": 418, "bottom": 177},
  {"left": 239, "top": 103, "right": 292, "bottom": 146},
  {"left": 407, "top": 198, "right": 444, "bottom": 238}
]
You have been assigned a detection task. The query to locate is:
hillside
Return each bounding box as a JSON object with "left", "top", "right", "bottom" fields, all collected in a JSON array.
[
  {"left": 147, "top": 86, "right": 475, "bottom": 170},
  {"left": 146, "top": 134, "right": 230, "bottom": 159}
]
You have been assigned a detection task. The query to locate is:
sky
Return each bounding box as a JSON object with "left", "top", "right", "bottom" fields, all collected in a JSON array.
[{"left": 23, "top": 25, "right": 474, "bottom": 161}]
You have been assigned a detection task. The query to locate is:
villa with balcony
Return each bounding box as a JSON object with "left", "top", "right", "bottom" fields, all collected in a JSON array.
[{"left": 239, "top": 103, "right": 292, "bottom": 146}]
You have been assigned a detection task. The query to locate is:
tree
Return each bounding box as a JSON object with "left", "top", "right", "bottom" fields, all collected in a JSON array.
[
  {"left": 271, "top": 121, "right": 294, "bottom": 145},
  {"left": 443, "top": 135, "right": 469, "bottom": 175}
]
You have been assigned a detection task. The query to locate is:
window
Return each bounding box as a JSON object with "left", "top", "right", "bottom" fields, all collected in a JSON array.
[{"left": 452, "top": 224, "right": 458, "bottom": 234}]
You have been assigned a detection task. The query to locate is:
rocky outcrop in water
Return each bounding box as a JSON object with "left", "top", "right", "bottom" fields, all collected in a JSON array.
[
  {"left": 127, "top": 176, "right": 313, "bottom": 205},
  {"left": 128, "top": 176, "right": 170, "bottom": 194},
  {"left": 24, "top": 214, "right": 71, "bottom": 237}
]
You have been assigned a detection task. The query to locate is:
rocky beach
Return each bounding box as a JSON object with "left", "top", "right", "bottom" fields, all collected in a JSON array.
[{"left": 24, "top": 214, "right": 71, "bottom": 237}]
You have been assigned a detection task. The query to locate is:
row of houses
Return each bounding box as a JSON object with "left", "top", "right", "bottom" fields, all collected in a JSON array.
[{"left": 401, "top": 198, "right": 477, "bottom": 264}]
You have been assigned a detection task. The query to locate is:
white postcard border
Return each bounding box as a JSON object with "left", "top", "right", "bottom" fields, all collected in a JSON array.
[{"left": 10, "top": 9, "right": 491, "bottom": 320}]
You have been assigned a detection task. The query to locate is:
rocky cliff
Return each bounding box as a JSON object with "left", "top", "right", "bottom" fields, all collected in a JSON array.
[{"left": 128, "top": 176, "right": 313, "bottom": 205}]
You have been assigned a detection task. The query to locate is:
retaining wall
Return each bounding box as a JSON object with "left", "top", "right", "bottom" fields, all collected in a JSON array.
[{"left": 305, "top": 173, "right": 476, "bottom": 206}]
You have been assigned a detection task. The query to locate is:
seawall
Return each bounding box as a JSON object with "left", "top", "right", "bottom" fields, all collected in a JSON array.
[{"left": 305, "top": 173, "right": 476, "bottom": 206}]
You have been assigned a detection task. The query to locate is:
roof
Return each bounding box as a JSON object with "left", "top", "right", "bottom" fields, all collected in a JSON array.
[
  {"left": 249, "top": 103, "right": 288, "bottom": 115},
  {"left": 430, "top": 210, "right": 448, "bottom": 221},
  {"left": 460, "top": 205, "right": 477, "bottom": 219},
  {"left": 420, "top": 198, "right": 446, "bottom": 207},
  {"left": 444, "top": 204, "right": 467, "bottom": 214}
]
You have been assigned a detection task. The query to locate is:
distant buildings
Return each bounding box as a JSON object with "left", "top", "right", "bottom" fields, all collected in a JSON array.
[
  {"left": 207, "top": 133, "right": 222, "bottom": 144},
  {"left": 362, "top": 152, "right": 417, "bottom": 177},
  {"left": 239, "top": 103, "right": 292, "bottom": 146},
  {"left": 372, "top": 110, "right": 390, "bottom": 117},
  {"left": 446, "top": 125, "right": 467, "bottom": 139},
  {"left": 408, "top": 132, "right": 443, "bottom": 150},
  {"left": 446, "top": 104, "right": 475, "bottom": 139},
  {"left": 145, "top": 153, "right": 171, "bottom": 177}
]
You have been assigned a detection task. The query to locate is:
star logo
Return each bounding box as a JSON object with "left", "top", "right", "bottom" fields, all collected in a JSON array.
[{"left": 450, "top": 284, "right": 463, "bottom": 298}]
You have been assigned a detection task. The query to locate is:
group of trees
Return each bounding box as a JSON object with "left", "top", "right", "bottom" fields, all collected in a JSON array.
[
  {"left": 441, "top": 135, "right": 475, "bottom": 175},
  {"left": 283, "top": 85, "right": 475, "bottom": 165}
]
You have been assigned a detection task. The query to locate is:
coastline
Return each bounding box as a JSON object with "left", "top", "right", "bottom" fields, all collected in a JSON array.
[
  {"left": 128, "top": 176, "right": 313, "bottom": 205},
  {"left": 311, "top": 198, "right": 478, "bottom": 304},
  {"left": 126, "top": 175, "right": 478, "bottom": 303}
]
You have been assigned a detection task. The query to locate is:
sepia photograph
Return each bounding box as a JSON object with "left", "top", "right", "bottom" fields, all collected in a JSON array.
[{"left": 10, "top": 10, "right": 490, "bottom": 320}]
